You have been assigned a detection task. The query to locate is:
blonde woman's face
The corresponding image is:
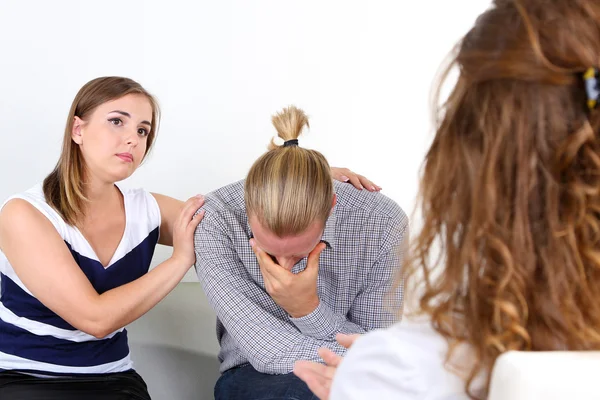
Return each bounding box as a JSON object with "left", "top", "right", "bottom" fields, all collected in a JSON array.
[{"left": 71, "top": 94, "right": 152, "bottom": 184}]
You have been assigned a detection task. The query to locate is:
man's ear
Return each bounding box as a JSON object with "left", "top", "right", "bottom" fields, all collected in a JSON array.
[
  {"left": 330, "top": 194, "right": 337, "bottom": 213},
  {"left": 72, "top": 116, "right": 84, "bottom": 145}
]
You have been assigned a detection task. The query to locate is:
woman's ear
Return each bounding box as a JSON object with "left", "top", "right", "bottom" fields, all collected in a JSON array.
[{"left": 72, "top": 116, "right": 84, "bottom": 145}]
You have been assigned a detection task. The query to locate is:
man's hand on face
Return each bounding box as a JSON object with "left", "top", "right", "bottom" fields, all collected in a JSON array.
[{"left": 250, "top": 239, "right": 325, "bottom": 318}]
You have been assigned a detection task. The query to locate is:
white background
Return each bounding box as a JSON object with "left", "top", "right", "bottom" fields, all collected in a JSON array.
[{"left": 0, "top": 0, "right": 490, "bottom": 281}]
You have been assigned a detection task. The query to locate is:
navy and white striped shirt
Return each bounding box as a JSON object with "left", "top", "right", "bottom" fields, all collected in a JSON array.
[
  {"left": 0, "top": 184, "right": 160, "bottom": 375},
  {"left": 194, "top": 180, "right": 408, "bottom": 374}
]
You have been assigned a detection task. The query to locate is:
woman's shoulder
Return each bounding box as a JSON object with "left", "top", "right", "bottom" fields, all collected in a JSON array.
[
  {"left": 118, "top": 185, "right": 161, "bottom": 225},
  {"left": 118, "top": 185, "right": 154, "bottom": 204},
  {"left": 350, "top": 318, "right": 452, "bottom": 372},
  {"left": 1, "top": 184, "right": 67, "bottom": 234},
  {"left": 2, "top": 183, "right": 45, "bottom": 208}
]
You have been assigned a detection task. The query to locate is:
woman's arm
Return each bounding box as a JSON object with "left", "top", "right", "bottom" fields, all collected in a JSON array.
[
  {"left": 151, "top": 193, "right": 188, "bottom": 247},
  {"left": 0, "top": 196, "right": 204, "bottom": 339}
]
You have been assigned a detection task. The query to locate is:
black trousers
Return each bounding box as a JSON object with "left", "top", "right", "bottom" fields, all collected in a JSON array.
[{"left": 0, "top": 369, "right": 151, "bottom": 400}]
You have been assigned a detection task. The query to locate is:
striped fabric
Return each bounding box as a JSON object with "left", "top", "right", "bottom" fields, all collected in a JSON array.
[{"left": 0, "top": 184, "right": 160, "bottom": 375}]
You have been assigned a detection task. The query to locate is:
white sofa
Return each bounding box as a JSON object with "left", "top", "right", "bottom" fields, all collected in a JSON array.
[{"left": 489, "top": 350, "right": 600, "bottom": 400}]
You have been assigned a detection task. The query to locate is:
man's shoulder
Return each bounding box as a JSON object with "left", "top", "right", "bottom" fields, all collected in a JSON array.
[
  {"left": 195, "top": 179, "right": 250, "bottom": 238},
  {"left": 334, "top": 181, "right": 408, "bottom": 225},
  {"left": 204, "top": 179, "right": 246, "bottom": 213}
]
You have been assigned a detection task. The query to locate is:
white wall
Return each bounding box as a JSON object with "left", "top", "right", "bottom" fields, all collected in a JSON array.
[{"left": 0, "top": 0, "right": 490, "bottom": 282}]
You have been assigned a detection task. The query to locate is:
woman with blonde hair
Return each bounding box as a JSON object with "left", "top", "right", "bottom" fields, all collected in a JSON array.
[{"left": 295, "top": 0, "right": 600, "bottom": 398}]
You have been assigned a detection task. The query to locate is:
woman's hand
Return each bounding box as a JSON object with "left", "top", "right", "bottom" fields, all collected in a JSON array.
[
  {"left": 171, "top": 195, "right": 205, "bottom": 268},
  {"left": 293, "top": 333, "right": 361, "bottom": 399},
  {"left": 330, "top": 167, "right": 381, "bottom": 192}
]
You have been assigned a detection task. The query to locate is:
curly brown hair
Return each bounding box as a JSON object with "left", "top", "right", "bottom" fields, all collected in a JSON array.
[{"left": 403, "top": 0, "right": 600, "bottom": 397}]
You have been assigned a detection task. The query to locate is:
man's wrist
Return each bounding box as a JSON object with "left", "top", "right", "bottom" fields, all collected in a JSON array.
[{"left": 287, "top": 297, "right": 320, "bottom": 318}]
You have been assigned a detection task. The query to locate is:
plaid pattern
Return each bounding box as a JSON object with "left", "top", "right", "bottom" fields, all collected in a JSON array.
[{"left": 194, "top": 180, "right": 408, "bottom": 374}]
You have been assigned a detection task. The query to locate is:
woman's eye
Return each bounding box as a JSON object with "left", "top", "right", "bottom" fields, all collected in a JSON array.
[
  {"left": 109, "top": 118, "right": 122, "bottom": 126},
  {"left": 138, "top": 128, "right": 149, "bottom": 137}
]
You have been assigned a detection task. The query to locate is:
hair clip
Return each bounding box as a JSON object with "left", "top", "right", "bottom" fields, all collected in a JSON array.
[{"left": 583, "top": 67, "right": 600, "bottom": 110}]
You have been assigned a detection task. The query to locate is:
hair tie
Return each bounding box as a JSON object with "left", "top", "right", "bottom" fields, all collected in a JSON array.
[
  {"left": 583, "top": 67, "right": 600, "bottom": 110},
  {"left": 283, "top": 139, "right": 299, "bottom": 147}
]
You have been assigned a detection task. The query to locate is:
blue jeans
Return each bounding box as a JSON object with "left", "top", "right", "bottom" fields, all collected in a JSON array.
[{"left": 214, "top": 364, "right": 318, "bottom": 400}]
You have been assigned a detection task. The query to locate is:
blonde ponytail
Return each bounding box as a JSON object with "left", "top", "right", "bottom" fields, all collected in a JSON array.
[{"left": 245, "top": 106, "right": 333, "bottom": 236}]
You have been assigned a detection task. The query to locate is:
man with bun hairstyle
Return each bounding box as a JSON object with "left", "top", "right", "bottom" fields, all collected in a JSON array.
[{"left": 194, "top": 106, "right": 408, "bottom": 400}]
